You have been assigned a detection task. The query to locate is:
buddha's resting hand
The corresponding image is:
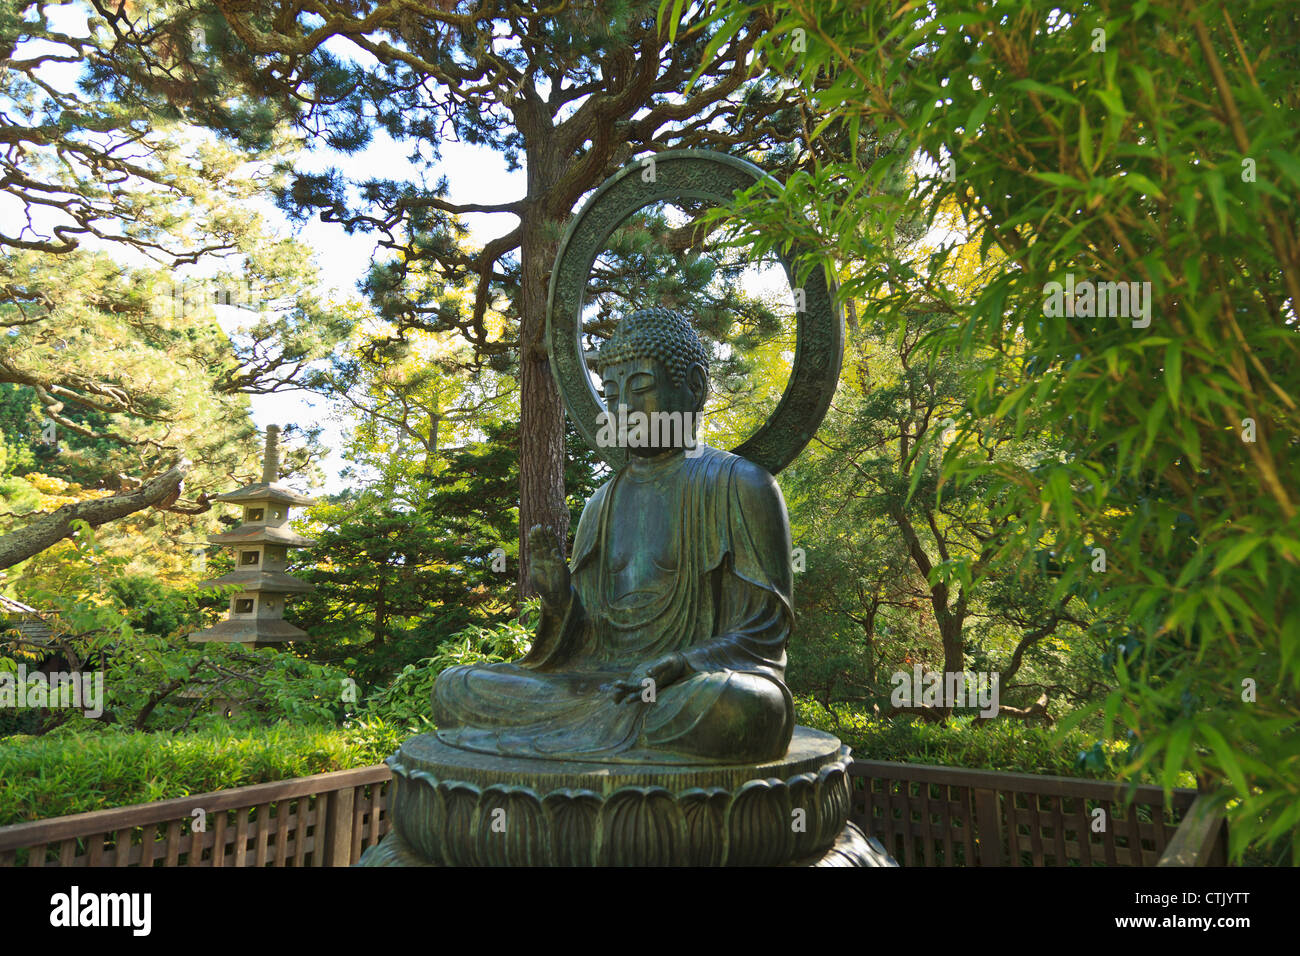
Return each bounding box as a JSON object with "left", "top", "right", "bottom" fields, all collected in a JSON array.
[
  {"left": 604, "top": 652, "right": 688, "bottom": 705},
  {"left": 527, "top": 524, "right": 570, "bottom": 612}
]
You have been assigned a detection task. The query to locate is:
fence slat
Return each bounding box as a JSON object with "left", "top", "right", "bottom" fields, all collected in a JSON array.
[
  {"left": 296, "top": 798, "right": 314, "bottom": 866},
  {"left": 937, "top": 786, "right": 954, "bottom": 866},
  {"left": 917, "top": 781, "right": 932, "bottom": 866},
  {"left": 371, "top": 783, "right": 387, "bottom": 847},
  {"left": 350, "top": 788, "right": 366, "bottom": 863},
  {"left": 114, "top": 829, "right": 132, "bottom": 867},
  {"left": 163, "top": 821, "right": 182, "bottom": 867},
  {"left": 872, "top": 779, "right": 889, "bottom": 857},
  {"left": 1025, "top": 793, "right": 1045, "bottom": 866},
  {"left": 957, "top": 786, "right": 976, "bottom": 866},
  {"left": 274, "top": 802, "right": 290, "bottom": 866},
  {"left": 1050, "top": 795, "right": 1068, "bottom": 865},
  {"left": 900, "top": 781, "right": 917, "bottom": 866},
  {"left": 188, "top": 819, "right": 204, "bottom": 867},
  {"left": 140, "top": 825, "right": 159, "bottom": 868},
  {"left": 87, "top": 832, "right": 104, "bottom": 866},
  {"left": 323, "top": 788, "right": 355, "bottom": 867},
  {"left": 972, "top": 788, "right": 1002, "bottom": 866},
  {"left": 857, "top": 777, "right": 873, "bottom": 843},
  {"left": 1073, "top": 798, "right": 1094, "bottom": 866},
  {"left": 1125, "top": 800, "right": 1146, "bottom": 865},
  {"left": 255, "top": 803, "right": 272, "bottom": 867},
  {"left": 211, "top": 812, "right": 228, "bottom": 868},
  {"left": 1003, "top": 791, "right": 1021, "bottom": 867}
]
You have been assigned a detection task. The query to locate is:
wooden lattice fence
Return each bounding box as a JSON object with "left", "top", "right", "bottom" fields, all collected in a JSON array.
[
  {"left": 0, "top": 759, "right": 1226, "bottom": 866},
  {"left": 0, "top": 766, "right": 389, "bottom": 867},
  {"left": 850, "top": 760, "right": 1225, "bottom": 866}
]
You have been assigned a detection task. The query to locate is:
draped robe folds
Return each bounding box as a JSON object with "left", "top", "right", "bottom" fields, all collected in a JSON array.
[{"left": 432, "top": 445, "right": 796, "bottom": 764}]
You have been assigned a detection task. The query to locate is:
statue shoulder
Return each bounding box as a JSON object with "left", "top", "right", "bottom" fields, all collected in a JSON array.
[
  {"left": 734, "top": 460, "right": 787, "bottom": 528},
  {"left": 706, "top": 449, "right": 793, "bottom": 599},
  {"left": 731, "top": 454, "right": 780, "bottom": 491},
  {"left": 713, "top": 450, "right": 782, "bottom": 502},
  {"left": 577, "top": 479, "right": 612, "bottom": 523},
  {"left": 693, "top": 446, "right": 787, "bottom": 516},
  {"left": 570, "top": 479, "right": 613, "bottom": 570}
]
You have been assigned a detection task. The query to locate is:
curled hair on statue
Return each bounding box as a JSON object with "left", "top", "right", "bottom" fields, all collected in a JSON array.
[{"left": 596, "top": 307, "right": 710, "bottom": 389}]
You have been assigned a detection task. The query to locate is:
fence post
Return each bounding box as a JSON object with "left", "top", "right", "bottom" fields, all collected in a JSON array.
[
  {"left": 320, "top": 788, "right": 356, "bottom": 867},
  {"left": 1157, "top": 794, "right": 1227, "bottom": 866},
  {"left": 973, "top": 788, "right": 1004, "bottom": 866}
]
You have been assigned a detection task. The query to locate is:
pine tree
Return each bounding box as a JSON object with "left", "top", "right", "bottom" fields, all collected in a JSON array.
[{"left": 89, "top": 0, "right": 807, "bottom": 594}]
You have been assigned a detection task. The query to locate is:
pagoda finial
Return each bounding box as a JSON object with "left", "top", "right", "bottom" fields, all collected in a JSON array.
[{"left": 262, "top": 424, "right": 281, "bottom": 484}]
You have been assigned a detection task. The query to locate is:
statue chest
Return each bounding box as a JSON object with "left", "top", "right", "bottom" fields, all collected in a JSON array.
[{"left": 604, "top": 477, "right": 679, "bottom": 603}]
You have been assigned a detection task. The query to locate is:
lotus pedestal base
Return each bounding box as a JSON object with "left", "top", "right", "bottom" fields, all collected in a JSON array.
[{"left": 358, "top": 725, "right": 897, "bottom": 867}]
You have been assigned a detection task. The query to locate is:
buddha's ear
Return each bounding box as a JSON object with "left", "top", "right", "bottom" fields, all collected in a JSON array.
[{"left": 686, "top": 362, "right": 709, "bottom": 412}]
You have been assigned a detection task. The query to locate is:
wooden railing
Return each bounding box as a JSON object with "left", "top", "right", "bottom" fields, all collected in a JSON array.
[
  {"left": 0, "top": 766, "right": 390, "bottom": 867},
  {"left": 1155, "top": 794, "right": 1229, "bottom": 866},
  {"left": 850, "top": 760, "right": 1226, "bottom": 866},
  {"left": 0, "top": 759, "right": 1227, "bottom": 866}
]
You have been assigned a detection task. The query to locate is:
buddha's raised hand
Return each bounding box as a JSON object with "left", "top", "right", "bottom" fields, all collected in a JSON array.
[{"left": 527, "top": 524, "right": 570, "bottom": 611}]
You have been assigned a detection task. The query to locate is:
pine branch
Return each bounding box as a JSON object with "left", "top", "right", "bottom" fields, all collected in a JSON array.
[{"left": 0, "top": 463, "right": 189, "bottom": 571}]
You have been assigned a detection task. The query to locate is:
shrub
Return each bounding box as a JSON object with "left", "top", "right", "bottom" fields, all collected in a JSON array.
[
  {"left": 0, "top": 720, "right": 405, "bottom": 825},
  {"left": 794, "top": 696, "right": 1191, "bottom": 784},
  {"left": 361, "top": 617, "right": 532, "bottom": 731}
]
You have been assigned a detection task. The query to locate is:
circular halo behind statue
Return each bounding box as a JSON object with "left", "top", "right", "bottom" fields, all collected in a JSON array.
[{"left": 546, "top": 149, "right": 844, "bottom": 476}]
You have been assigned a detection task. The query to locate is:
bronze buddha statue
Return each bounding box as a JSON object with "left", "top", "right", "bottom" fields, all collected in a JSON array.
[{"left": 432, "top": 307, "right": 795, "bottom": 764}]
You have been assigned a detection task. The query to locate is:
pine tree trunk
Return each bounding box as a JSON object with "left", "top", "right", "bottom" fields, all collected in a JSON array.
[{"left": 516, "top": 211, "right": 569, "bottom": 598}]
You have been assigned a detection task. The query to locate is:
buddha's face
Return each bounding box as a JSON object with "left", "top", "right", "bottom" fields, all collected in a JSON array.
[{"left": 599, "top": 356, "right": 708, "bottom": 457}]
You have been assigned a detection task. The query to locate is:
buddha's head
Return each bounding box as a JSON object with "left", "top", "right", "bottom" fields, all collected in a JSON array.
[{"left": 596, "top": 307, "right": 709, "bottom": 457}]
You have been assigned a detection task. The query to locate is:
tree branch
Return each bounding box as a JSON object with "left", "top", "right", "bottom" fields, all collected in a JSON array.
[{"left": 0, "top": 463, "right": 189, "bottom": 570}]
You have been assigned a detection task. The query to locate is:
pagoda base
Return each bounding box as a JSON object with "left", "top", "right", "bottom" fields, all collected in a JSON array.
[{"left": 358, "top": 726, "right": 898, "bottom": 867}]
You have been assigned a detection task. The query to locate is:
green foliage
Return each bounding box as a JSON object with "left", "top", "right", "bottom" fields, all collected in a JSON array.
[
  {"left": 295, "top": 312, "right": 602, "bottom": 684},
  {"left": 2, "top": 2, "right": 292, "bottom": 257},
  {"left": 1, "top": 6, "right": 353, "bottom": 581},
  {"left": 784, "top": 307, "right": 1106, "bottom": 719},
  {"left": 361, "top": 616, "right": 534, "bottom": 732},
  {"left": 2, "top": 528, "right": 352, "bottom": 735},
  {"left": 699, "top": 0, "right": 1300, "bottom": 861},
  {"left": 796, "top": 697, "right": 1142, "bottom": 782},
  {"left": 0, "top": 721, "right": 404, "bottom": 826}
]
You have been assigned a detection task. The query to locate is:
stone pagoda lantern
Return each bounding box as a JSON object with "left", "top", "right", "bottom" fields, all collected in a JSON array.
[{"left": 189, "top": 425, "right": 317, "bottom": 647}]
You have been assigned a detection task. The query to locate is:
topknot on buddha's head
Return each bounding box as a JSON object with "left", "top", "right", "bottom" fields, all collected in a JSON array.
[{"left": 596, "top": 307, "right": 710, "bottom": 388}]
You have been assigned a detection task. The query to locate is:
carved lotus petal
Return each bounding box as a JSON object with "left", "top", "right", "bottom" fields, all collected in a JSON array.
[
  {"left": 474, "top": 785, "right": 547, "bottom": 866},
  {"left": 543, "top": 789, "right": 603, "bottom": 866},
  {"left": 678, "top": 788, "right": 731, "bottom": 866},
  {"left": 599, "top": 787, "right": 684, "bottom": 866},
  {"left": 727, "top": 778, "right": 794, "bottom": 866}
]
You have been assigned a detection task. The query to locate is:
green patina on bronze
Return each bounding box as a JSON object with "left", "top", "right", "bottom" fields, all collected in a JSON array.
[
  {"left": 358, "top": 727, "right": 894, "bottom": 867},
  {"left": 366, "top": 152, "right": 890, "bottom": 864},
  {"left": 429, "top": 151, "right": 845, "bottom": 767},
  {"left": 433, "top": 306, "right": 797, "bottom": 764},
  {"left": 545, "top": 149, "right": 844, "bottom": 477}
]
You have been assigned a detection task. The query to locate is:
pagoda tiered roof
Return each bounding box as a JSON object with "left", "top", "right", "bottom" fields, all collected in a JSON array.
[
  {"left": 208, "top": 524, "right": 316, "bottom": 547},
  {"left": 212, "top": 482, "right": 317, "bottom": 507},
  {"left": 188, "top": 618, "right": 310, "bottom": 644},
  {"left": 188, "top": 424, "right": 318, "bottom": 650},
  {"left": 198, "top": 569, "right": 316, "bottom": 593}
]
